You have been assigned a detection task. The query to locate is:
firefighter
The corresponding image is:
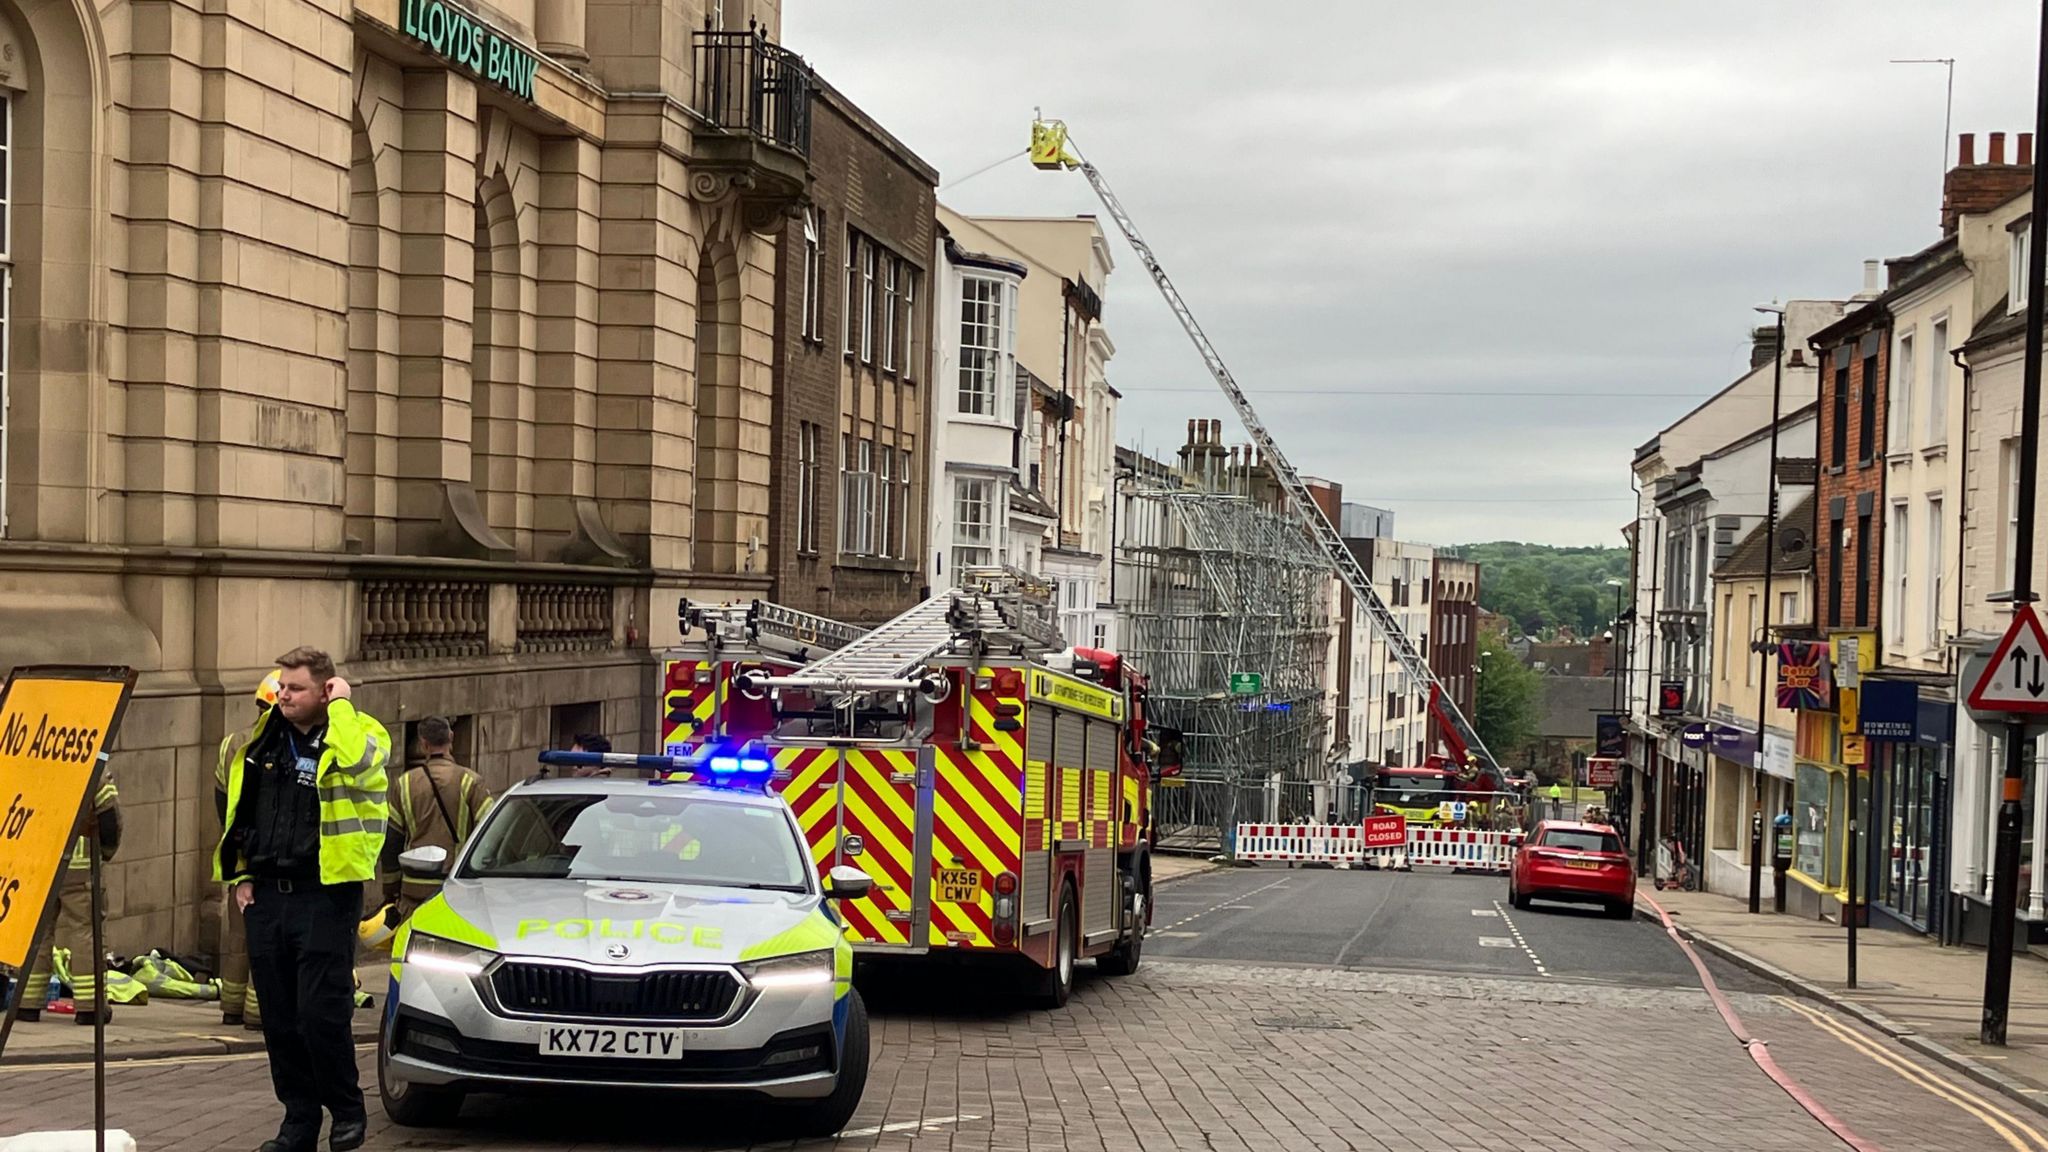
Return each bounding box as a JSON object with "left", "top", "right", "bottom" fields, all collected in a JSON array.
[
  {"left": 217, "top": 670, "right": 282, "bottom": 1030},
  {"left": 16, "top": 768, "right": 123, "bottom": 1025},
  {"left": 218, "top": 646, "right": 390, "bottom": 1152},
  {"left": 381, "top": 716, "right": 492, "bottom": 922}
]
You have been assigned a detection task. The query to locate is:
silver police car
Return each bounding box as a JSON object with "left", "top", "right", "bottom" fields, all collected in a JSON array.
[{"left": 377, "top": 760, "right": 871, "bottom": 1136}]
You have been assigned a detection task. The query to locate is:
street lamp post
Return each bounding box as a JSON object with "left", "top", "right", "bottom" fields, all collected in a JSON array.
[{"left": 1749, "top": 303, "right": 1787, "bottom": 916}]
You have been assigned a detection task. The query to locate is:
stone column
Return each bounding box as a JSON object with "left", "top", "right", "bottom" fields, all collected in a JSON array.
[
  {"left": 395, "top": 70, "right": 507, "bottom": 559},
  {"left": 536, "top": 0, "right": 589, "bottom": 66}
]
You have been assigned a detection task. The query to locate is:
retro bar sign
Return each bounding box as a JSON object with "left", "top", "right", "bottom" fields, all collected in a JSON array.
[
  {"left": 401, "top": 0, "right": 539, "bottom": 103},
  {"left": 1776, "top": 640, "right": 1834, "bottom": 711}
]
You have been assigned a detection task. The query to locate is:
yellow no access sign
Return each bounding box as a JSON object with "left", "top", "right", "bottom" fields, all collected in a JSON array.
[{"left": 0, "top": 666, "right": 135, "bottom": 970}]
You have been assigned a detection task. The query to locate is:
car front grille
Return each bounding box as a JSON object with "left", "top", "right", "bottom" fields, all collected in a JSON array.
[{"left": 490, "top": 962, "right": 741, "bottom": 1022}]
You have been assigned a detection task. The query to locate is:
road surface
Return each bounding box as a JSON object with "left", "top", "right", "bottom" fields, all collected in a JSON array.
[{"left": 3, "top": 864, "right": 2041, "bottom": 1151}]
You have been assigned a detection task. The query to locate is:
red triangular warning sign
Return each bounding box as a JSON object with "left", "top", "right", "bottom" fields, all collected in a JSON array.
[{"left": 1968, "top": 604, "right": 2048, "bottom": 714}]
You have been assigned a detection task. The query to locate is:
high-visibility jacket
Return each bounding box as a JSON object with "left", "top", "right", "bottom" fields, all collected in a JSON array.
[
  {"left": 386, "top": 756, "right": 493, "bottom": 908},
  {"left": 64, "top": 779, "right": 121, "bottom": 870},
  {"left": 213, "top": 700, "right": 391, "bottom": 887}
]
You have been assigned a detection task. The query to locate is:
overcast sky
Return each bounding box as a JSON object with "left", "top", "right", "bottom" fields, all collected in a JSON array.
[{"left": 786, "top": 1, "right": 2037, "bottom": 548}]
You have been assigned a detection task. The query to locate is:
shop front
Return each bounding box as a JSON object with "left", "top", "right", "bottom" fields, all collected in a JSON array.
[{"left": 1862, "top": 680, "right": 1951, "bottom": 935}]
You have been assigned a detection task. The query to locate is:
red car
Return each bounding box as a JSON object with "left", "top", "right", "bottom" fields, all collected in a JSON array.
[{"left": 1509, "top": 821, "right": 1635, "bottom": 918}]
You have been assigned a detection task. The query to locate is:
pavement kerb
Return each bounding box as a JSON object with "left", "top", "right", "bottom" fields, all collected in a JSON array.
[
  {"left": 1154, "top": 860, "right": 1228, "bottom": 886},
  {"left": 1, "top": 1018, "right": 379, "bottom": 1068},
  {"left": 1635, "top": 903, "right": 2048, "bottom": 1120}
]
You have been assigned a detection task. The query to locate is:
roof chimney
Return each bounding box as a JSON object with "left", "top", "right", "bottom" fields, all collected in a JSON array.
[
  {"left": 1750, "top": 324, "right": 1781, "bottom": 370},
  {"left": 1859, "top": 259, "right": 1882, "bottom": 299},
  {"left": 1943, "top": 129, "right": 2035, "bottom": 234}
]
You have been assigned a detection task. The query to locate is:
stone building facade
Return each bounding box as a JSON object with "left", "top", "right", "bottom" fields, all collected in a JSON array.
[
  {"left": 0, "top": 0, "right": 818, "bottom": 952},
  {"left": 769, "top": 79, "right": 936, "bottom": 626}
]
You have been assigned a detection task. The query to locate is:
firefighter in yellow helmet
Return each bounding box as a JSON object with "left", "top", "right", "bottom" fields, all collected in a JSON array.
[
  {"left": 215, "top": 669, "right": 281, "bottom": 1029},
  {"left": 15, "top": 762, "right": 122, "bottom": 1025}
]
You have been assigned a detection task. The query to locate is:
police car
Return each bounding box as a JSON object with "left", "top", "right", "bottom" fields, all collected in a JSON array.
[{"left": 377, "top": 750, "right": 872, "bottom": 1136}]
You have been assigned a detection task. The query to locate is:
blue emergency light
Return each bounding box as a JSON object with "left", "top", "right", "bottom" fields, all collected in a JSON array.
[{"left": 536, "top": 745, "right": 778, "bottom": 789}]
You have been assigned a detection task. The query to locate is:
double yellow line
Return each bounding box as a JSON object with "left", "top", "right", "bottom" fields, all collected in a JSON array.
[{"left": 1778, "top": 996, "right": 2048, "bottom": 1152}]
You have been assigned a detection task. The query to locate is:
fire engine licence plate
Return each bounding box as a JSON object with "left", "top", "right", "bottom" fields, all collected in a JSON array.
[
  {"left": 938, "top": 868, "right": 983, "bottom": 902},
  {"left": 541, "top": 1025, "right": 685, "bottom": 1060}
]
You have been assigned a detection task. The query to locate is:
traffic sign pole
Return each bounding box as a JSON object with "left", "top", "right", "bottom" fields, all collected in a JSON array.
[{"left": 1985, "top": 0, "right": 2048, "bottom": 1047}]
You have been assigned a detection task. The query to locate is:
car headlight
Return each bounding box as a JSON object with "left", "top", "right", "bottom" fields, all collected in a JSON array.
[
  {"left": 404, "top": 932, "right": 498, "bottom": 977},
  {"left": 740, "top": 949, "right": 834, "bottom": 990}
]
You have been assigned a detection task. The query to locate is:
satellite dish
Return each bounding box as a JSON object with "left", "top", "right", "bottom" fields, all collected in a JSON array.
[{"left": 1780, "top": 528, "right": 1808, "bottom": 555}]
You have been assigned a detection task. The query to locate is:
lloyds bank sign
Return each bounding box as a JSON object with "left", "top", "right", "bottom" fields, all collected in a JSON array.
[{"left": 400, "top": 0, "right": 539, "bottom": 103}]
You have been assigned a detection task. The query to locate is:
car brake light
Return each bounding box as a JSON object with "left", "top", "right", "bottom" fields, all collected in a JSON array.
[{"left": 994, "top": 871, "right": 1018, "bottom": 896}]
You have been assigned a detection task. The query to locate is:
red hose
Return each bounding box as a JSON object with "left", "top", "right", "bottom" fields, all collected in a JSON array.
[{"left": 1641, "top": 890, "right": 1883, "bottom": 1152}]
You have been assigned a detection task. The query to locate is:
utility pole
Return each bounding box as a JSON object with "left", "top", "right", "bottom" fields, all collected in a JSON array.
[
  {"left": 1751, "top": 304, "right": 1787, "bottom": 915},
  {"left": 1984, "top": 1, "right": 2048, "bottom": 1048}
]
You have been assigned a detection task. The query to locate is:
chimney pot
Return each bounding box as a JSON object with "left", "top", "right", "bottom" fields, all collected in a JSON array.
[
  {"left": 1960, "top": 132, "right": 1976, "bottom": 166},
  {"left": 1992, "top": 131, "right": 2009, "bottom": 164},
  {"left": 1863, "top": 259, "right": 1881, "bottom": 295},
  {"left": 1186, "top": 418, "right": 1196, "bottom": 445},
  {"left": 2024, "top": 133, "right": 2036, "bottom": 167}
]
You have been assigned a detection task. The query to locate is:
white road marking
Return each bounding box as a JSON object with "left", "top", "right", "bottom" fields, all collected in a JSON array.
[
  {"left": 1478, "top": 937, "right": 1516, "bottom": 948},
  {"left": 1492, "top": 899, "right": 1549, "bottom": 977},
  {"left": 839, "top": 1114, "right": 981, "bottom": 1138},
  {"left": 1156, "top": 877, "right": 1291, "bottom": 934},
  {"left": 1471, "top": 908, "right": 1499, "bottom": 917},
  {"left": 1155, "top": 930, "right": 1202, "bottom": 938}
]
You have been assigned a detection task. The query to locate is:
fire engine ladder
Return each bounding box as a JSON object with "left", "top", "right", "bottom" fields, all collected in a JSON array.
[
  {"left": 748, "top": 570, "right": 1068, "bottom": 695},
  {"left": 682, "top": 599, "right": 867, "bottom": 665},
  {"left": 1030, "top": 118, "right": 1498, "bottom": 771}
]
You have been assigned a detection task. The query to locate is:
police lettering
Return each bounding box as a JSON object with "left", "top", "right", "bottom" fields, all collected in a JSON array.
[
  {"left": 516, "top": 917, "right": 722, "bottom": 948},
  {"left": 1, "top": 710, "right": 100, "bottom": 764}
]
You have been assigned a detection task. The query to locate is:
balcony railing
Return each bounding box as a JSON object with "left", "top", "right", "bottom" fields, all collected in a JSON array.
[
  {"left": 695, "top": 19, "right": 812, "bottom": 159},
  {"left": 517, "top": 584, "right": 613, "bottom": 653},
  {"left": 361, "top": 580, "right": 489, "bottom": 661}
]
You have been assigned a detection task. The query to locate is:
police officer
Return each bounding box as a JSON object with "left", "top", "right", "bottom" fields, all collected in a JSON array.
[
  {"left": 218, "top": 647, "right": 390, "bottom": 1152},
  {"left": 217, "top": 670, "right": 281, "bottom": 1030},
  {"left": 381, "top": 716, "right": 492, "bottom": 922},
  {"left": 16, "top": 771, "right": 121, "bottom": 1024}
]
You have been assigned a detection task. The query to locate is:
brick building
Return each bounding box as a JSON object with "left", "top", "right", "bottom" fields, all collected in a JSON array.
[
  {"left": 1811, "top": 277, "right": 1892, "bottom": 637},
  {"left": 1430, "top": 556, "right": 1480, "bottom": 719},
  {"left": 770, "top": 79, "right": 937, "bottom": 625},
  {"left": 0, "top": 0, "right": 862, "bottom": 953}
]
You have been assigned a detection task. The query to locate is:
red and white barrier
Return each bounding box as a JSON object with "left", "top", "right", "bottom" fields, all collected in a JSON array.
[
  {"left": 1233, "top": 822, "right": 1524, "bottom": 873},
  {"left": 1234, "top": 822, "right": 1370, "bottom": 864}
]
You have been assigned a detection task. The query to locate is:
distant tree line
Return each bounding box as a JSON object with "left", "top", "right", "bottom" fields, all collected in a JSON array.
[{"left": 1446, "top": 542, "right": 1630, "bottom": 639}]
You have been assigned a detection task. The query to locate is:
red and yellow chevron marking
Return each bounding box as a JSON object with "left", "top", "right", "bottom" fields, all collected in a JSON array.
[
  {"left": 660, "top": 660, "right": 718, "bottom": 753},
  {"left": 1121, "top": 773, "right": 1142, "bottom": 849},
  {"left": 836, "top": 749, "right": 918, "bottom": 947},
  {"left": 1091, "top": 768, "right": 1113, "bottom": 848},
  {"left": 771, "top": 746, "right": 841, "bottom": 870},
  {"left": 922, "top": 676, "right": 1028, "bottom": 949},
  {"left": 1059, "top": 766, "right": 1083, "bottom": 843}
]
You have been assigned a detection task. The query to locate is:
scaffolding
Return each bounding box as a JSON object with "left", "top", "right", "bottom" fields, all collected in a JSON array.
[{"left": 1117, "top": 469, "right": 1333, "bottom": 850}]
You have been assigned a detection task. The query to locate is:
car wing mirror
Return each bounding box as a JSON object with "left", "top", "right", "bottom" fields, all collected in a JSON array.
[
  {"left": 399, "top": 845, "right": 450, "bottom": 880},
  {"left": 824, "top": 865, "right": 873, "bottom": 901}
]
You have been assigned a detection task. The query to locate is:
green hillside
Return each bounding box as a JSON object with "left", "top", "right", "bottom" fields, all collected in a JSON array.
[{"left": 1446, "top": 542, "right": 1631, "bottom": 639}]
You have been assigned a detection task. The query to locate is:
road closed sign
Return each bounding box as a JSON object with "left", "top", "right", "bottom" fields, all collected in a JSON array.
[
  {"left": 1362, "top": 813, "right": 1406, "bottom": 848},
  {"left": 0, "top": 666, "right": 135, "bottom": 970}
]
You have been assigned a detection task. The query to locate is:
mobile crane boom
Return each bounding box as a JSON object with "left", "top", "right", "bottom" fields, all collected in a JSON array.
[{"left": 1029, "top": 119, "right": 1497, "bottom": 771}]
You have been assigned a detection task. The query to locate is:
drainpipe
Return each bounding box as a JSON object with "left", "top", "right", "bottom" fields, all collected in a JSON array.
[{"left": 1944, "top": 343, "right": 1973, "bottom": 945}]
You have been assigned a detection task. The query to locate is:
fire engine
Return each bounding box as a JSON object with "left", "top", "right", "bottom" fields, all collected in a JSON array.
[
  {"left": 736, "top": 568, "right": 1178, "bottom": 1008},
  {"left": 657, "top": 598, "right": 867, "bottom": 756}
]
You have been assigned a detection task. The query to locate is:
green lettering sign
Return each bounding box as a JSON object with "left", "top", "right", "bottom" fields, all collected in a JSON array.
[{"left": 400, "top": 0, "right": 538, "bottom": 104}]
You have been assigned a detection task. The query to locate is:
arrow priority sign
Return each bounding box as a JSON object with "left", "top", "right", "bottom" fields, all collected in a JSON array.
[{"left": 1967, "top": 603, "right": 2048, "bottom": 714}]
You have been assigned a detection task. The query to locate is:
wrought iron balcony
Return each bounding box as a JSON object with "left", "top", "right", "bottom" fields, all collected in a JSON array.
[{"left": 691, "top": 18, "right": 813, "bottom": 226}]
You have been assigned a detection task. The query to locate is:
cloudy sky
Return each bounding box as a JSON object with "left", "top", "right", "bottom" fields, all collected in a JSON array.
[{"left": 786, "top": 1, "right": 2037, "bottom": 547}]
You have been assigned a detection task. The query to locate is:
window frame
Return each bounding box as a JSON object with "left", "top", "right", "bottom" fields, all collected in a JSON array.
[
  {"left": 1926, "top": 495, "right": 1944, "bottom": 651},
  {"left": 860, "top": 241, "right": 877, "bottom": 365},
  {"left": 901, "top": 267, "right": 919, "bottom": 382},
  {"left": 874, "top": 444, "right": 892, "bottom": 558},
  {"left": 893, "top": 447, "right": 912, "bottom": 560},
  {"left": 882, "top": 256, "right": 900, "bottom": 373},
  {"left": 797, "top": 421, "right": 818, "bottom": 554},
  {"left": 957, "top": 275, "right": 1006, "bottom": 418},
  {"left": 1889, "top": 329, "right": 1913, "bottom": 454},
  {"left": 801, "top": 207, "right": 822, "bottom": 343},
  {"left": 842, "top": 228, "right": 858, "bottom": 356},
  {"left": 1888, "top": 500, "right": 1909, "bottom": 645},
  {"left": 1926, "top": 317, "right": 1949, "bottom": 448},
  {"left": 951, "top": 476, "right": 995, "bottom": 575},
  {"left": 1854, "top": 512, "right": 1872, "bottom": 628}
]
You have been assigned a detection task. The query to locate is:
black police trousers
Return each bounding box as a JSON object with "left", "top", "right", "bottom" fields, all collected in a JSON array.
[{"left": 244, "top": 879, "right": 365, "bottom": 1142}]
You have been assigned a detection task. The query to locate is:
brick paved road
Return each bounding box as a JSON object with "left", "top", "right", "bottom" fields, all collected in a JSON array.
[{"left": 3, "top": 867, "right": 2041, "bottom": 1151}]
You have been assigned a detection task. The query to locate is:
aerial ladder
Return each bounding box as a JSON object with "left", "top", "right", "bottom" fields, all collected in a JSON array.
[
  {"left": 736, "top": 566, "right": 1071, "bottom": 705},
  {"left": 1027, "top": 118, "right": 1499, "bottom": 774},
  {"left": 659, "top": 598, "right": 868, "bottom": 756}
]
